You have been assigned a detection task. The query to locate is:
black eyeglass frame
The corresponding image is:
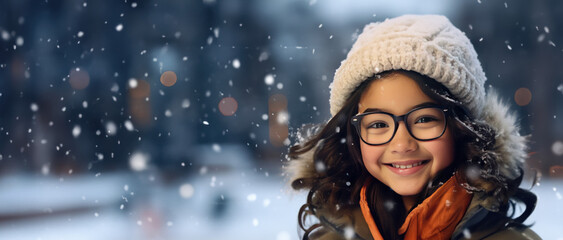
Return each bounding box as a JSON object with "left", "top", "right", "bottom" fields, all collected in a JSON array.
[{"left": 351, "top": 105, "right": 450, "bottom": 146}]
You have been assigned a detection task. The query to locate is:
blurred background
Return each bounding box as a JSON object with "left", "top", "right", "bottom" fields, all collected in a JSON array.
[{"left": 0, "top": 0, "right": 562, "bottom": 239}]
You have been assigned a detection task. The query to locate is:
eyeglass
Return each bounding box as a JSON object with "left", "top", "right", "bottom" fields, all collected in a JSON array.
[{"left": 351, "top": 105, "right": 449, "bottom": 146}]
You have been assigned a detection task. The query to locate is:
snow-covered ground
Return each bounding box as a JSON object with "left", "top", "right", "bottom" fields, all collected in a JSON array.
[
  {"left": 525, "top": 178, "right": 563, "bottom": 239},
  {"left": 0, "top": 171, "right": 560, "bottom": 240},
  {"left": 0, "top": 171, "right": 305, "bottom": 240}
]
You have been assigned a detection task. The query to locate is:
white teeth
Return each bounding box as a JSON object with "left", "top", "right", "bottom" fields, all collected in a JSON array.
[{"left": 391, "top": 161, "right": 424, "bottom": 169}]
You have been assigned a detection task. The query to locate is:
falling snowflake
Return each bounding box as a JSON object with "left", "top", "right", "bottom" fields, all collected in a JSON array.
[
  {"left": 315, "top": 161, "right": 326, "bottom": 172},
  {"left": 179, "top": 183, "right": 195, "bottom": 199},
  {"left": 552, "top": 141, "right": 563, "bottom": 156},
  {"left": 232, "top": 59, "right": 240, "bottom": 69},
  {"left": 264, "top": 74, "right": 275, "bottom": 85},
  {"left": 182, "top": 99, "right": 191, "bottom": 108},
  {"left": 247, "top": 194, "right": 257, "bottom": 202},
  {"left": 1, "top": 30, "right": 9, "bottom": 41},
  {"left": 72, "top": 125, "right": 81, "bottom": 138},
  {"left": 128, "top": 78, "right": 138, "bottom": 88},
  {"left": 212, "top": 144, "right": 221, "bottom": 152},
  {"left": 124, "top": 120, "right": 134, "bottom": 131},
  {"left": 111, "top": 83, "right": 119, "bottom": 92},
  {"left": 106, "top": 121, "right": 117, "bottom": 135},
  {"left": 129, "top": 152, "right": 149, "bottom": 171},
  {"left": 276, "top": 231, "right": 291, "bottom": 240},
  {"left": 384, "top": 200, "right": 395, "bottom": 211},
  {"left": 463, "top": 228, "right": 472, "bottom": 239},
  {"left": 277, "top": 111, "right": 289, "bottom": 124},
  {"left": 262, "top": 199, "right": 271, "bottom": 207},
  {"left": 30, "top": 103, "right": 39, "bottom": 112},
  {"left": 16, "top": 36, "right": 23, "bottom": 46},
  {"left": 343, "top": 226, "right": 355, "bottom": 239},
  {"left": 258, "top": 51, "right": 269, "bottom": 62}
]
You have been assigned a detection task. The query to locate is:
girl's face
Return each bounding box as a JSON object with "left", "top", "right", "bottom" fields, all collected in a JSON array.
[{"left": 358, "top": 72, "right": 455, "bottom": 198}]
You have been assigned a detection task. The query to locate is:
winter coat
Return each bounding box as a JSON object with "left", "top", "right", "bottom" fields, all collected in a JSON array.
[
  {"left": 286, "top": 93, "right": 541, "bottom": 239},
  {"left": 302, "top": 192, "right": 541, "bottom": 240}
]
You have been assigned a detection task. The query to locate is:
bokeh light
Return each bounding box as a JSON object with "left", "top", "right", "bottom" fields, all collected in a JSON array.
[
  {"left": 218, "top": 97, "right": 238, "bottom": 116},
  {"left": 160, "top": 71, "right": 177, "bottom": 87},
  {"left": 268, "top": 94, "right": 288, "bottom": 147},
  {"left": 549, "top": 165, "right": 563, "bottom": 178},
  {"left": 514, "top": 87, "right": 532, "bottom": 106},
  {"left": 69, "top": 68, "right": 90, "bottom": 90},
  {"left": 129, "top": 78, "right": 150, "bottom": 99},
  {"left": 179, "top": 184, "right": 195, "bottom": 199},
  {"left": 129, "top": 152, "right": 149, "bottom": 171},
  {"left": 128, "top": 79, "right": 152, "bottom": 127},
  {"left": 552, "top": 141, "right": 563, "bottom": 156}
]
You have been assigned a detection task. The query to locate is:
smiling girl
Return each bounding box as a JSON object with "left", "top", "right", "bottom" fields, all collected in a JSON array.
[{"left": 286, "top": 15, "right": 540, "bottom": 239}]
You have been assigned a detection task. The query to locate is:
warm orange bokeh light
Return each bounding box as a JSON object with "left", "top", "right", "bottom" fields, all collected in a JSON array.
[
  {"left": 218, "top": 97, "right": 238, "bottom": 116},
  {"left": 160, "top": 71, "right": 177, "bottom": 87},
  {"left": 129, "top": 79, "right": 151, "bottom": 99},
  {"left": 128, "top": 79, "right": 152, "bottom": 127},
  {"left": 514, "top": 87, "right": 532, "bottom": 106},
  {"left": 549, "top": 165, "right": 563, "bottom": 178},
  {"left": 268, "top": 94, "right": 288, "bottom": 147}
]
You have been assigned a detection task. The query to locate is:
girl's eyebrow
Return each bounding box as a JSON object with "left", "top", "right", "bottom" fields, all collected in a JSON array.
[
  {"left": 362, "top": 102, "right": 438, "bottom": 114},
  {"left": 362, "top": 107, "right": 384, "bottom": 114}
]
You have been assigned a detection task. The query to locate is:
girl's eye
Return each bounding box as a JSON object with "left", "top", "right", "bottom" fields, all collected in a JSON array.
[
  {"left": 415, "top": 116, "right": 437, "bottom": 124},
  {"left": 368, "top": 122, "right": 389, "bottom": 129}
]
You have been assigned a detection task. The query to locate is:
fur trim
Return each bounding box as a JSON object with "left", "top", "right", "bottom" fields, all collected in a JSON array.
[
  {"left": 479, "top": 89, "right": 527, "bottom": 180},
  {"left": 284, "top": 124, "right": 324, "bottom": 190},
  {"left": 285, "top": 144, "right": 318, "bottom": 190}
]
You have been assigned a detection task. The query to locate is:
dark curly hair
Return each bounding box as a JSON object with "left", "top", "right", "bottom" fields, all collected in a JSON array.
[{"left": 288, "top": 70, "right": 534, "bottom": 239}]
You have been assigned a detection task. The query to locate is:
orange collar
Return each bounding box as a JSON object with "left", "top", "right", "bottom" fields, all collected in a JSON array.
[{"left": 359, "top": 175, "right": 472, "bottom": 240}]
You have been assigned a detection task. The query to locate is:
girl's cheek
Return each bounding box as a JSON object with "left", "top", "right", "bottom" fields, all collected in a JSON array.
[
  {"left": 360, "top": 142, "right": 385, "bottom": 165},
  {"left": 424, "top": 132, "right": 455, "bottom": 170}
]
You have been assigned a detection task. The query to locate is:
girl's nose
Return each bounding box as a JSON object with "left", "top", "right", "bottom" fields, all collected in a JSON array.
[{"left": 389, "top": 122, "right": 417, "bottom": 154}]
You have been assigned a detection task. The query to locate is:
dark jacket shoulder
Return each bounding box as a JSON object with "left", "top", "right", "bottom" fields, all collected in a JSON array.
[
  {"left": 452, "top": 195, "right": 541, "bottom": 240},
  {"left": 483, "top": 227, "right": 541, "bottom": 240},
  {"left": 311, "top": 208, "right": 373, "bottom": 240}
]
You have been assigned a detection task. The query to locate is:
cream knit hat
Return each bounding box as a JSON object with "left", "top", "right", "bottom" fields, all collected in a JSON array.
[{"left": 329, "top": 14, "right": 486, "bottom": 117}]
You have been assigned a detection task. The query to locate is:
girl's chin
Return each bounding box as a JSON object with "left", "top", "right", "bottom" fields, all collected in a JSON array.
[{"left": 389, "top": 185, "right": 425, "bottom": 196}]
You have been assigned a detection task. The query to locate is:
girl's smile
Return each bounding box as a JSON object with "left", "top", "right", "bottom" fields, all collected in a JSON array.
[{"left": 384, "top": 159, "right": 429, "bottom": 175}]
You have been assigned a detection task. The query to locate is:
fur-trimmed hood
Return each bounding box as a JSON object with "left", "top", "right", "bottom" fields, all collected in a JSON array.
[
  {"left": 479, "top": 89, "right": 527, "bottom": 180},
  {"left": 284, "top": 14, "right": 532, "bottom": 239}
]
